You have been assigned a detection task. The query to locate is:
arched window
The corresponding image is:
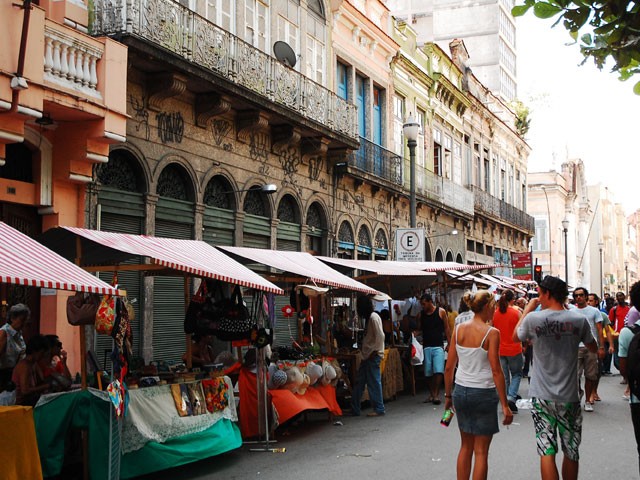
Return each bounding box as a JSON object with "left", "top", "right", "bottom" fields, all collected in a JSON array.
[
  {"left": 456, "top": 253, "right": 463, "bottom": 264},
  {"left": 357, "top": 225, "right": 372, "bottom": 259},
  {"left": 306, "top": 202, "right": 325, "bottom": 230},
  {"left": 374, "top": 229, "right": 388, "bottom": 260},
  {"left": 96, "top": 150, "right": 144, "bottom": 192},
  {"left": 306, "top": 202, "right": 326, "bottom": 255},
  {"left": 204, "top": 175, "right": 234, "bottom": 210},
  {"left": 435, "top": 249, "right": 444, "bottom": 262},
  {"left": 425, "top": 240, "right": 433, "bottom": 262},
  {"left": 446, "top": 251, "right": 454, "bottom": 262},
  {"left": 244, "top": 187, "right": 268, "bottom": 216},
  {"left": 157, "top": 164, "right": 193, "bottom": 201},
  {"left": 338, "top": 221, "right": 354, "bottom": 244},
  {"left": 277, "top": 194, "right": 299, "bottom": 223}
]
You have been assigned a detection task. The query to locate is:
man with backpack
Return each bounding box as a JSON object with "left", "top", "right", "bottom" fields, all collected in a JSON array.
[{"left": 618, "top": 280, "right": 640, "bottom": 476}]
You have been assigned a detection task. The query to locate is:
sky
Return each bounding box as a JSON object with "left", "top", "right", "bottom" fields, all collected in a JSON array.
[{"left": 516, "top": 14, "right": 640, "bottom": 215}]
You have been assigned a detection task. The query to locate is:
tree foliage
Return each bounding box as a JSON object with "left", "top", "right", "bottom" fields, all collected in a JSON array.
[
  {"left": 512, "top": 0, "right": 640, "bottom": 94},
  {"left": 510, "top": 100, "right": 532, "bottom": 137}
]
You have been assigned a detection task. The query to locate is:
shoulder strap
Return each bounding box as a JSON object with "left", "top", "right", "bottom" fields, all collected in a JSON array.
[
  {"left": 454, "top": 323, "right": 460, "bottom": 345},
  {"left": 479, "top": 327, "right": 493, "bottom": 348}
]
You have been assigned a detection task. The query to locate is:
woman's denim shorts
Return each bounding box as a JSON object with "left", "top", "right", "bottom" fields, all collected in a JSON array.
[{"left": 452, "top": 384, "right": 499, "bottom": 436}]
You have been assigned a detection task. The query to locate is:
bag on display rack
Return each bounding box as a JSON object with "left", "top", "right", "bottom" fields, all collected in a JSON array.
[{"left": 67, "top": 291, "right": 101, "bottom": 326}]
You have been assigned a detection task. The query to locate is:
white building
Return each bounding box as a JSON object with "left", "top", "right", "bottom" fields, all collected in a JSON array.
[{"left": 386, "top": 0, "right": 518, "bottom": 102}]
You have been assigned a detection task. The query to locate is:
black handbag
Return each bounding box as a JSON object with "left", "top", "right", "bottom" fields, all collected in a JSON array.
[{"left": 210, "top": 285, "right": 252, "bottom": 341}]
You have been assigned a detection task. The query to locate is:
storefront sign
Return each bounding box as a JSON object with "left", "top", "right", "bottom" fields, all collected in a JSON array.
[
  {"left": 395, "top": 228, "right": 425, "bottom": 262},
  {"left": 511, "top": 251, "right": 532, "bottom": 280}
]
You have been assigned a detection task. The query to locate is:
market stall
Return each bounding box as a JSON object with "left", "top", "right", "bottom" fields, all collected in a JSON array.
[
  {"left": 0, "top": 222, "right": 121, "bottom": 480},
  {"left": 217, "top": 246, "right": 380, "bottom": 437},
  {"left": 37, "top": 227, "right": 283, "bottom": 476}
]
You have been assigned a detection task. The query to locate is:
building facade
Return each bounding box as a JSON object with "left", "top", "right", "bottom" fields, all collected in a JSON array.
[
  {"left": 0, "top": 0, "right": 127, "bottom": 372},
  {"left": 386, "top": 0, "right": 518, "bottom": 102}
]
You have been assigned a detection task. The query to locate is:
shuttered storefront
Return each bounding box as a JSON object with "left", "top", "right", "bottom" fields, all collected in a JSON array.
[
  {"left": 203, "top": 206, "right": 234, "bottom": 247},
  {"left": 276, "top": 221, "right": 300, "bottom": 252},
  {"left": 153, "top": 198, "right": 194, "bottom": 364},
  {"left": 243, "top": 213, "right": 271, "bottom": 249},
  {"left": 96, "top": 188, "right": 145, "bottom": 371}
]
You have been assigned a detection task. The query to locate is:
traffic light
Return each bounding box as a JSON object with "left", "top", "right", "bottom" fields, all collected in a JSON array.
[{"left": 534, "top": 265, "right": 543, "bottom": 284}]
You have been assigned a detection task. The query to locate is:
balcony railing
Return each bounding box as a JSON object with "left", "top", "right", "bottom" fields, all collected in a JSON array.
[
  {"left": 414, "top": 169, "right": 474, "bottom": 216},
  {"left": 469, "top": 185, "right": 535, "bottom": 233},
  {"left": 91, "top": 0, "right": 358, "bottom": 140},
  {"left": 347, "top": 137, "right": 403, "bottom": 185},
  {"left": 44, "top": 22, "right": 103, "bottom": 99}
]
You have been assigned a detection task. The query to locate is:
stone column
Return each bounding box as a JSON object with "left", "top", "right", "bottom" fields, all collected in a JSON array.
[{"left": 142, "top": 193, "right": 158, "bottom": 363}]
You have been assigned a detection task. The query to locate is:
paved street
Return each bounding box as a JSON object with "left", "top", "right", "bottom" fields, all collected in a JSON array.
[{"left": 144, "top": 372, "right": 636, "bottom": 480}]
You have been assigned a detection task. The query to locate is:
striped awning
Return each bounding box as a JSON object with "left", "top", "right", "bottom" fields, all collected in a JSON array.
[
  {"left": 381, "top": 260, "right": 501, "bottom": 272},
  {"left": 218, "top": 246, "right": 381, "bottom": 295},
  {"left": 52, "top": 227, "right": 283, "bottom": 295},
  {"left": 317, "top": 257, "right": 436, "bottom": 278},
  {"left": 0, "top": 222, "right": 119, "bottom": 294}
]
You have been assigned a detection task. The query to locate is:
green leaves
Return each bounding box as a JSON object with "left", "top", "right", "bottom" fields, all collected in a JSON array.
[
  {"left": 512, "top": 0, "right": 640, "bottom": 94},
  {"left": 533, "top": 2, "right": 563, "bottom": 18}
]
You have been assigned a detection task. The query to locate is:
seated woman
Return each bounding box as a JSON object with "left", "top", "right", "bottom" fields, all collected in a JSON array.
[
  {"left": 40, "top": 335, "right": 72, "bottom": 391},
  {"left": 12, "top": 334, "right": 51, "bottom": 406},
  {"left": 183, "top": 334, "right": 214, "bottom": 367}
]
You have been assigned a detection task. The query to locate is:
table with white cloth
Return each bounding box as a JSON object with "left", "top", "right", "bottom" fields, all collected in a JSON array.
[
  {"left": 34, "top": 378, "right": 241, "bottom": 480},
  {"left": 120, "top": 376, "right": 241, "bottom": 479}
]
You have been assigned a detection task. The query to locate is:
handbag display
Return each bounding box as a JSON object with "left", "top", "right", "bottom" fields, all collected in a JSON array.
[
  {"left": 95, "top": 274, "right": 118, "bottom": 335},
  {"left": 66, "top": 292, "right": 101, "bottom": 326},
  {"left": 211, "top": 285, "right": 252, "bottom": 341}
]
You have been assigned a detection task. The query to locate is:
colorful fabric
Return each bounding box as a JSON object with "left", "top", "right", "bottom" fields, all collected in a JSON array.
[{"left": 202, "top": 378, "right": 229, "bottom": 413}]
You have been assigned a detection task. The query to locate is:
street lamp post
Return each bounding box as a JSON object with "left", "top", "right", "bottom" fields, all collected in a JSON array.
[
  {"left": 403, "top": 114, "right": 420, "bottom": 228},
  {"left": 562, "top": 218, "right": 569, "bottom": 284},
  {"left": 625, "top": 261, "right": 629, "bottom": 294},
  {"left": 598, "top": 242, "right": 604, "bottom": 298},
  {"left": 426, "top": 229, "right": 459, "bottom": 239}
]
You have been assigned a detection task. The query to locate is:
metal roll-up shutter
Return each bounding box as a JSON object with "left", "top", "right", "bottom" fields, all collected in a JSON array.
[
  {"left": 243, "top": 214, "right": 270, "bottom": 249},
  {"left": 203, "top": 206, "right": 235, "bottom": 246},
  {"left": 153, "top": 207, "right": 193, "bottom": 364},
  {"left": 96, "top": 194, "right": 144, "bottom": 372},
  {"left": 273, "top": 292, "right": 297, "bottom": 348},
  {"left": 276, "top": 221, "right": 301, "bottom": 252}
]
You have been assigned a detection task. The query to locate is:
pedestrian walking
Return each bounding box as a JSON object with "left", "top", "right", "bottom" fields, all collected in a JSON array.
[
  {"left": 493, "top": 289, "right": 523, "bottom": 414},
  {"left": 514, "top": 276, "right": 597, "bottom": 480},
  {"left": 444, "top": 290, "right": 513, "bottom": 480}
]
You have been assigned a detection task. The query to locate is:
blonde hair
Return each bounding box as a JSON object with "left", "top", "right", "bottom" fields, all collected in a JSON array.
[{"left": 462, "top": 290, "right": 495, "bottom": 314}]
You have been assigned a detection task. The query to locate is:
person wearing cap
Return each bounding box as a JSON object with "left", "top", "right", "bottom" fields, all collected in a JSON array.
[
  {"left": 513, "top": 276, "right": 597, "bottom": 480},
  {"left": 350, "top": 294, "right": 385, "bottom": 417}
]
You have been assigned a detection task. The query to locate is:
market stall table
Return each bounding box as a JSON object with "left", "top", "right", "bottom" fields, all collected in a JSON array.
[
  {"left": 238, "top": 368, "right": 342, "bottom": 438},
  {"left": 34, "top": 378, "right": 240, "bottom": 480}
]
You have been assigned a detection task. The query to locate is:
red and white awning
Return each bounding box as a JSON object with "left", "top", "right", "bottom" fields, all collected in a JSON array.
[
  {"left": 380, "top": 260, "right": 500, "bottom": 272},
  {"left": 218, "top": 246, "right": 380, "bottom": 295},
  {"left": 317, "top": 257, "right": 436, "bottom": 278},
  {"left": 61, "top": 227, "right": 283, "bottom": 295},
  {"left": 0, "top": 222, "right": 119, "bottom": 294}
]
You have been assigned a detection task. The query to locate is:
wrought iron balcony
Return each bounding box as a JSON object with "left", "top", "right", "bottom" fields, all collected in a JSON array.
[
  {"left": 469, "top": 185, "right": 535, "bottom": 233},
  {"left": 345, "top": 137, "right": 403, "bottom": 185},
  {"left": 91, "top": 0, "right": 358, "bottom": 141},
  {"left": 414, "top": 169, "right": 474, "bottom": 217}
]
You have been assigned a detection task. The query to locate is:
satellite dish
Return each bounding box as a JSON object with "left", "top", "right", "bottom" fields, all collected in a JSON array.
[{"left": 273, "top": 41, "right": 297, "bottom": 68}]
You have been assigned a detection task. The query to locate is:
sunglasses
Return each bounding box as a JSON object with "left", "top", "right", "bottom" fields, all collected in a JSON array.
[{"left": 573, "top": 293, "right": 586, "bottom": 298}]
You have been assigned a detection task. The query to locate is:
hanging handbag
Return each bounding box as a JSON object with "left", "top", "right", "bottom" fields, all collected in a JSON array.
[
  {"left": 95, "top": 274, "right": 118, "bottom": 335},
  {"left": 212, "top": 285, "right": 252, "bottom": 341},
  {"left": 66, "top": 292, "right": 101, "bottom": 326},
  {"left": 184, "top": 279, "right": 209, "bottom": 334}
]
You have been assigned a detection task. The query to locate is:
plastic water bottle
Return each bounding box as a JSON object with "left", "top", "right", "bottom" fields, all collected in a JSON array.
[{"left": 440, "top": 408, "right": 454, "bottom": 427}]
